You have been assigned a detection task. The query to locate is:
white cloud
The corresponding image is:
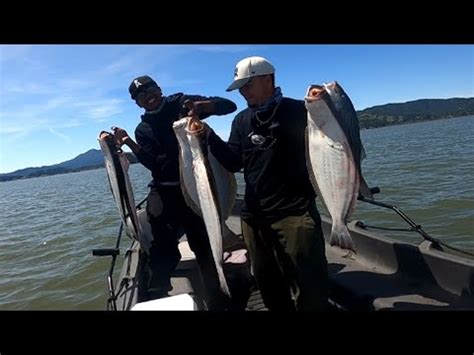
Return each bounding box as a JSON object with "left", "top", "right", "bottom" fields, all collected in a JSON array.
[
  {"left": 0, "top": 45, "right": 260, "bottom": 146},
  {"left": 194, "top": 45, "right": 260, "bottom": 53},
  {"left": 157, "top": 75, "right": 205, "bottom": 89},
  {"left": 62, "top": 119, "right": 81, "bottom": 128},
  {"left": 0, "top": 118, "right": 49, "bottom": 135},
  {"left": 48, "top": 128, "right": 71, "bottom": 142},
  {"left": 87, "top": 106, "right": 122, "bottom": 121},
  {"left": 2, "top": 129, "right": 32, "bottom": 143},
  {"left": 102, "top": 58, "right": 134, "bottom": 75},
  {"left": 0, "top": 95, "right": 125, "bottom": 136},
  {"left": 3, "top": 83, "right": 57, "bottom": 95},
  {"left": 78, "top": 99, "right": 125, "bottom": 120},
  {"left": 59, "top": 78, "right": 99, "bottom": 91}
]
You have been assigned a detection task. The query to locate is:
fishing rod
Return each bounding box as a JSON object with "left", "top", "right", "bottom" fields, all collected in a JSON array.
[
  {"left": 357, "top": 188, "right": 474, "bottom": 258},
  {"left": 137, "top": 197, "right": 148, "bottom": 209}
]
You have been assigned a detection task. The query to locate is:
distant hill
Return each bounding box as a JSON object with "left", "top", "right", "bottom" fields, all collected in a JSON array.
[
  {"left": 357, "top": 97, "right": 474, "bottom": 128},
  {"left": 1, "top": 97, "right": 473, "bottom": 182},
  {"left": 0, "top": 149, "right": 138, "bottom": 182}
]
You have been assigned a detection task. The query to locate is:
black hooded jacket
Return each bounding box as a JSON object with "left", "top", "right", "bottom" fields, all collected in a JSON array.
[
  {"left": 208, "top": 97, "right": 316, "bottom": 220},
  {"left": 134, "top": 93, "right": 236, "bottom": 185}
]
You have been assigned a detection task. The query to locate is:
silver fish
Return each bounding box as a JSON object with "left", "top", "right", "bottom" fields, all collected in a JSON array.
[
  {"left": 305, "top": 83, "right": 365, "bottom": 251},
  {"left": 173, "top": 117, "right": 235, "bottom": 297},
  {"left": 98, "top": 132, "right": 146, "bottom": 248},
  {"left": 324, "top": 82, "right": 373, "bottom": 200}
]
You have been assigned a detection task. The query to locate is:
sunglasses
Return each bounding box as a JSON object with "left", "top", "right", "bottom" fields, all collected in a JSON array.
[{"left": 135, "top": 86, "right": 160, "bottom": 101}]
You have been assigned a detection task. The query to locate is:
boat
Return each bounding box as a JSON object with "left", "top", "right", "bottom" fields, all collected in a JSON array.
[{"left": 93, "top": 185, "right": 474, "bottom": 311}]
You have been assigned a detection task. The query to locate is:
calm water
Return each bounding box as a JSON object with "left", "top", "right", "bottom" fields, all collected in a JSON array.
[{"left": 1, "top": 116, "right": 473, "bottom": 310}]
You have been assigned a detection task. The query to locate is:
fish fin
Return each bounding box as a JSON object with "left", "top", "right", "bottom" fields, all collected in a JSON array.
[
  {"left": 358, "top": 174, "right": 374, "bottom": 200},
  {"left": 330, "top": 222, "right": 356, "bottom": 253}
]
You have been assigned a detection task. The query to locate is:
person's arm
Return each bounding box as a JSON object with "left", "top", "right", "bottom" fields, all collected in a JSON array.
[
  {"left": 207, "top": 117, "right": 243, "bottom": 173},
  {"left": 181, "top": 95, "right": 237, "bottom": 119}
]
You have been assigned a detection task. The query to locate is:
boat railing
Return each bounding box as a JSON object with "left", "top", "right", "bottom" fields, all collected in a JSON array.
[
  {"left": 91, "top": 197, "right": 148, "bottom": 310},
  {"left": 91, "top": 223, "right": 122, "bottom": 311},
  {"left": 357, "top": 189, "right": 474, "bottom": 258}
]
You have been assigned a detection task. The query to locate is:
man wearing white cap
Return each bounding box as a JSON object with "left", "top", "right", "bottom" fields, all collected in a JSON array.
[{"left": 206, "top": 56, "right": 329, "bottom": 311}]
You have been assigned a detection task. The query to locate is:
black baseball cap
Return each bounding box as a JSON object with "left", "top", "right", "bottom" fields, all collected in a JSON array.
[{"left": 129, "top": 75, "right": 158, "bottom": 99}]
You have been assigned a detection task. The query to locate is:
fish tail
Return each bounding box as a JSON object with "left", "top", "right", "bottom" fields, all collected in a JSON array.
[
  {"left": 217, "top": 264, "right": 231, "bottom": 297},
  {"left": 330, "top": 222, "right": 355, "bottom": 252}
]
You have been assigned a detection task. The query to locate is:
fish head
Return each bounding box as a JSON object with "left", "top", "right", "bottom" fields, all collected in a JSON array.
[
  {"left": 188, "top": 117, "right": 203, "bottom": 131},
  {"left": 305, "top": 84, "right": 326, "bottom": 103},
  {"left": 304, "top": 84, "right": 340, "bottom": 127},
  {"left": 324, "top": 81, "right": 347, "bottom": 101},
  {"left": 182, "top": 116, "right": 205, "bottom": 136},
  {"left": 98, "top": 131, "right": 111, "bottom": 141},
  {"left": 172, "top": 117, "right": 188, "bottom": 131},
  {"left": 322, "top": 81, "right": 338, "bottom": 94},
  {"left": 305, "top": 85, "right": 325, "bottom": 100},
  {"left": 304, "top": 84, "right": 327, "bottom": 115}
]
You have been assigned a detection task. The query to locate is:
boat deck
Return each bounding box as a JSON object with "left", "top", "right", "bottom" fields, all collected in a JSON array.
[
  {"left": 245, "top": 289, "right": 267, "bottom": 311},
  {"left": 114, "top": 212, "right": 474, "bottom": 311},
  {"left": 321, "top": 218, "right": 474, "bottom": 310}
]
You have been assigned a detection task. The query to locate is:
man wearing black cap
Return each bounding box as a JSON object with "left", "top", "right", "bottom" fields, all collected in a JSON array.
[
  {"left": 113, "top": 75, "right": 237, "bottom": 310},
  {"left": 204, "top": 56, "right": 329, "bottom": 311}
]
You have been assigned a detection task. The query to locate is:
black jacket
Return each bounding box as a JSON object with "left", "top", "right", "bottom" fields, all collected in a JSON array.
[
  {"left": 208, "top": 97, "right": 316, "bottom": 220},
  {"left": 134, "top": 93, "right": 236, "bottom": 185}
]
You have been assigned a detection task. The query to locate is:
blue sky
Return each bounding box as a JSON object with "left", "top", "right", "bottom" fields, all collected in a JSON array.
[{"left": 0, "top": 45, "right": 473, "bottom": 174}]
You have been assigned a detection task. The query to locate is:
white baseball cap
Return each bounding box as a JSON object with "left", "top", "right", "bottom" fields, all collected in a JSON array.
[{"left": 226, "top": 56, "right": 275, "bottom": 92}]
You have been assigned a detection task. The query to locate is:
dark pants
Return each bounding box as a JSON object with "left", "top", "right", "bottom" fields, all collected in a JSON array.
[
  {"left": 241, "top": 203, "right": 328, "bottom": 311},
  {"left": 146, "top": 185, "right": 230, "bottom": 310}
]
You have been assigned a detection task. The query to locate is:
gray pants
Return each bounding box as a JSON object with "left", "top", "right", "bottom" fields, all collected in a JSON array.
[{"left": 241, "top": 204, "right": 328, "bottom": 311}]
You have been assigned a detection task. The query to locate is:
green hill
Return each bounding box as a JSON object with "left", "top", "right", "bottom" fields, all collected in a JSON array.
[
  {"left": 357, "top": 97, "right": 474, "bottom": 128},
  {"left": 0, "top": 149, "right": 138, "bottom": 182},
  {"left": 1, "top": 97, "right": 473, "bottom": 182}
]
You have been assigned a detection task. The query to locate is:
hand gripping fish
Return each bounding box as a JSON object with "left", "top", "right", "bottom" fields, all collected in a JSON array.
[
  {"left": 98, "top": 131, "right": 142, "bottom": 246},
  {"left": 305, "top": 82, "right": 372, "bottom": 252},
  {"left": 173, "top": 116, "right": 237, "bottom": 297}
]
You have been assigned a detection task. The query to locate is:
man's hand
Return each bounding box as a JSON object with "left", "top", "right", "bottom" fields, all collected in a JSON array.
[
  {"left": 183, "top": 99, "right": 215, "bottom": 118},
  {"left": 111, "top": 126, "right": 130, "bottom": 147},
  {"left": 111, "top": 126, "right": 141, "bottom": 154},
  {"left": 200, "top": 121, "right": 214, "bottom": 139}
]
